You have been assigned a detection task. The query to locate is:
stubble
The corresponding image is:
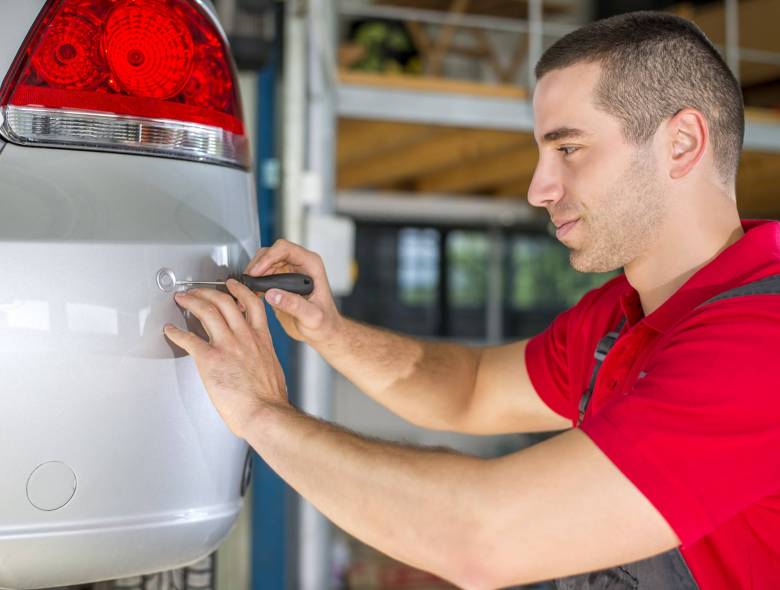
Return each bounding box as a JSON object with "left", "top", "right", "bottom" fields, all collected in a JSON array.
[{"left": 569, "top": 146, "right": 668, "bottom": 273}]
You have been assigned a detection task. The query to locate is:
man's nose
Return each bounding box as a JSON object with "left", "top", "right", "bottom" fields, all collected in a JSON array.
[{"left": 527, "top": 157, "right": 565, "bottom": 208}]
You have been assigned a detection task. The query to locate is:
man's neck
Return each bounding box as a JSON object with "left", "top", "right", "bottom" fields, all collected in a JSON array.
[{"left": 624, "top": 207, "right": 744, "bottom": 317}]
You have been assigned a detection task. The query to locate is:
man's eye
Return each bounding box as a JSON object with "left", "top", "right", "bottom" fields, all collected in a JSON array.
[{"left": 558, "top": 146, "right": 579, "bottom": 156}]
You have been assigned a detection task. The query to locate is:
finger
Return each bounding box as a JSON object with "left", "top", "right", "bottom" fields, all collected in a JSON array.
[
  {"left": 243, "top": 247, "right": 269, "bottom": 274},
  {"left": 192, "top": 285, "right": 253, "bottom": 338},
  {"left": 174, "top": 291, "right": 233, "bottom": 344},
  {"left": 246, "top": 239, "right": 318, "bottom": 276},
  {"left": 226, "top": 278, "right": 268, "bottom": 332},
  {"left": 163, "top": 324, "right": 210, "bottom": 357},
  {"left": 265, "top": 289, "right": 324, "bottom": 331}
]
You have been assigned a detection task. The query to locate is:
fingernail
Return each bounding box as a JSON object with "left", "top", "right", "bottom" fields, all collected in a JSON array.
[
  {"left": 267, "top": 290, "right": 282, "bottom": 305},
  {"left": 163, "top": 323, "right": 175, "bottom": 332},
  {"left": 175, "top": 292, "right": 186, "bottom": 300}
]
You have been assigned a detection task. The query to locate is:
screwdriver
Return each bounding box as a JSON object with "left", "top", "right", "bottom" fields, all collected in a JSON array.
[{"left": 156, "top": 268, "right": 314, "bottom": 296}]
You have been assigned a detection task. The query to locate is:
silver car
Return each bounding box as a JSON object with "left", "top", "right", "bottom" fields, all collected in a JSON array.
[{"left": 0, "top": 0, "right": 255, "bottom": 587}]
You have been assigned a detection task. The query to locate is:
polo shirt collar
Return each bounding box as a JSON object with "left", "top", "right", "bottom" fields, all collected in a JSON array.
[{"left": 619, "top": 219, "right": 780, "bottom": 333}]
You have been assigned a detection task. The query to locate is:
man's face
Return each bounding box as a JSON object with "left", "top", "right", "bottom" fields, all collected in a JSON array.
[{"left": 529, "top": 62, "right": 668, "bottom": 273}]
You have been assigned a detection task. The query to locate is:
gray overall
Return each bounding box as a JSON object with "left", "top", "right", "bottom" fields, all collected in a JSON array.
[{"left": 553, "top": 273, "right": 780, "bottom": 589}]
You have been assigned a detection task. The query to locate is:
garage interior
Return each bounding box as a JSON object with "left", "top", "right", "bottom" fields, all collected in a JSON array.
[{"left": 52, "top": 0, "right": 780, "bottom": 589}]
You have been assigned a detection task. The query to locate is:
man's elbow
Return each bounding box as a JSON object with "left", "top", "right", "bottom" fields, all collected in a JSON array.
[
  {"left": 433, "top": 549, "right": 496, "bottom": 590},
  {"left": 432, "top": 530, "right": 526, "bottom": 590}
]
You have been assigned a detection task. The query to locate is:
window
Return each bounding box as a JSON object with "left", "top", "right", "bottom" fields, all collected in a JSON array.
[
  {"left": 398, "top": 228, "right": 439, "bottom": 305},
  {"left": 509, "top": 235, "right": 619, "bottom": 311},
  {"left": 448, "top": 231, "right": 489, "bottom": 307},
  {"left": 342, "top": 223, "right": 619, "bottom": 341}
]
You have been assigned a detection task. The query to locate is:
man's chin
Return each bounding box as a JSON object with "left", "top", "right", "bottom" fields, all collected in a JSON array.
[{"left": 570, "top": 250, "right": 622, "bottom": 274}]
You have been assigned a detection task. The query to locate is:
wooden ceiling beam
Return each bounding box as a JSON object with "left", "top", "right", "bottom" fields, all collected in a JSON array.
[
  {"left": 415, "top": 140, "right": 537, "bottom": 193},
  {"left": 338, "top": 69, "right": 528, "bottom": 98},
  {"left": 338, "top": 119, "right": 438, "bottom": 167},
  {"left": 338, "top": 127, "right": 527, "bottom": 188},
  {"left": 495, "top": 175, "right": 534, "bottom": 199}
]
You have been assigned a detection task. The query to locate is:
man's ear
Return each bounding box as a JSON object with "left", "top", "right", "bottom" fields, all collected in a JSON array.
[{"left": 666, "top": 108, "right": 708, "bottom": 180}]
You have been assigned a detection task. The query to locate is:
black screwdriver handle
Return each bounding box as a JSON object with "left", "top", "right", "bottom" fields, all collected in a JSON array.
[{"left": 240, "top": 273, "right": 314, "bottom": 296}]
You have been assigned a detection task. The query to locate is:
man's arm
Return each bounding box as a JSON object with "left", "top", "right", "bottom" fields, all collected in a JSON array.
[
  {"left": 163, "top": 281, "right": 680, "bottom": 590},
  {"left": 249, "top": 410, "right": 679, "bottom": 589},
  {"left": 244, "top": 240, "right": 570, "bottom": 435}
]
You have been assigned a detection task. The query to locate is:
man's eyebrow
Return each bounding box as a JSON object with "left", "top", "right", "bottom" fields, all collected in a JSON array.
[{"left": 540, "top": 127, "right": 588, "bottom": 144}]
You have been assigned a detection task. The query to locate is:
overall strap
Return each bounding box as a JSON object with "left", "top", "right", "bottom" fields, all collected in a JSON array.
[
  {"left": 577, "top": 316, "right": 626, "bottom": 427},
  {"left": 697, "top": 273, "right": 780, "bottom": 307}
]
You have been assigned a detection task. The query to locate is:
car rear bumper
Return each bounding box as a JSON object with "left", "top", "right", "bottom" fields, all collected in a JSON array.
[
  {"left": 0, "top": 145, "right": 259, "bottom": 586},
  {"left": 0, "top": 501, "right": 240, "bottom": 589}
]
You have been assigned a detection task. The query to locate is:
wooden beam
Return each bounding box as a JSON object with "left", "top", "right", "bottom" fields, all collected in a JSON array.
[
  {"left": 427, "top": 0, "right": 471, "bottom": 75},
  {"left": 415, "top": 140, "right": 537, "bottom": 193},
  {"left": 470, "top": 28, "right": 504, "bottom": 81},
  {"left": 338, "top": 119, "right": 438, "bottom": 167},
  {"left": 404, "top": 21, "right": 431, "bottom": 56},
  {"left": 338, "top": 68, "right": 527, "bottom": 98},
  {"left": 469, "top": 28, "right": 527, "bottom": 84},
  {"left": 503, "top": 31, "right": 529, "bottom": 84},
  {"left": 495, "top": 175, "right": 534, "bottom": 199},
  {"left": 338, "top": 128, "right": 527, "bottom": 188}
]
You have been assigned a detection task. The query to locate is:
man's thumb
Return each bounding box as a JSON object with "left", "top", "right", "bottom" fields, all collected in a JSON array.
[{"left": 265, "top": 289, "right": 324, "bottom": 330}]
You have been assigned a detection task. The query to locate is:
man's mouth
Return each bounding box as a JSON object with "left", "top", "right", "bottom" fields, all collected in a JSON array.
[{"left": 555, "top": 218, "right": 580, "bottom": 239}]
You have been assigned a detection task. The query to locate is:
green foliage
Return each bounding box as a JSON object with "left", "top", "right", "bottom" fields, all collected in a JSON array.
[{"left": 350, "top": 21, "right": 421, "bottom": 74}]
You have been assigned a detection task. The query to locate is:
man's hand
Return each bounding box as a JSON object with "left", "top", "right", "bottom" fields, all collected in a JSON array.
[
  {"left": 244, "top": 240, "right": 343, "bottom": 345},
  {"left": 162, "top": 278, "right": 288, "bottom": 439}
]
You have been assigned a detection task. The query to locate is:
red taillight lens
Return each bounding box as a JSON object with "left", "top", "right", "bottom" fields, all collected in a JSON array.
[
  {"left": 104, "top": 2, "right": 195, "bottom": 99},
  {"left": 32, "top": 8, "right": 106, "bottom": 90},
  {"left": 0, "top": 0, "right": 248, "bottom": 168}
]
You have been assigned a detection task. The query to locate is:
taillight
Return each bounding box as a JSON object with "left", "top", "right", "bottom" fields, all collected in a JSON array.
[{"left": 0, "top": 0, "right": 249, "bottom": 168}]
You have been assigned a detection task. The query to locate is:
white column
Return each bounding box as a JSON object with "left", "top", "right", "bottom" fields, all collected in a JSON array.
[{"left": 296, "top": 0, "right": 339, "bottom": 588}]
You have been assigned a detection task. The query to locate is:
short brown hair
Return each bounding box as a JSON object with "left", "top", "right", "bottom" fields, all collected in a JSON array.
[{"left": 535, "top": 11, "right": 744, "bottom": 184}]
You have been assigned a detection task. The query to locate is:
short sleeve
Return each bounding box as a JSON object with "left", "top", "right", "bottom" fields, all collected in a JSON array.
[
  {"left": 525, "top": 301, "right": 586, "bottom": 422},
  {"left": 581, "top": 299, "right": 780, "bottom": 546}
]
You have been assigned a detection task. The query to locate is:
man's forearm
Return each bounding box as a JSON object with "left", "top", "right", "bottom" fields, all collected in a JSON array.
[
  {"left": 248, "top": 402, "right": 490, "bottom": 588},
  {"left": 312, "top": 316, "right": 482, "bottom": 430}
]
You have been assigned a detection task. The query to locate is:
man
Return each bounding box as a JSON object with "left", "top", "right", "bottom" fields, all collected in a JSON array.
[{"left": 163, "top": 11, "right": 780, "bottom": 589}]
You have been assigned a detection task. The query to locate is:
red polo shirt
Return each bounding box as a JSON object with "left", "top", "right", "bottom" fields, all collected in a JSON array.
[{"left": 525, "top": 218, "right": 780, "bottom": 589}]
